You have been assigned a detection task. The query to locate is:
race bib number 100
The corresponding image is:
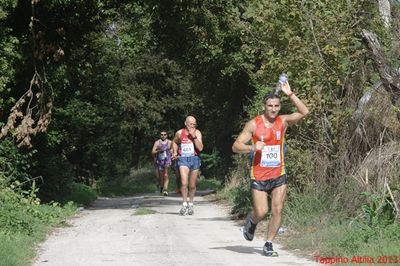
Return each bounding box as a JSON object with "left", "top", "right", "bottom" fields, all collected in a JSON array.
[
  {"left": 260, "top": 145, "right": 281, "bottom": 167},
  {"left": 181, "top": 143, "right": 195, "bottom": 157}
]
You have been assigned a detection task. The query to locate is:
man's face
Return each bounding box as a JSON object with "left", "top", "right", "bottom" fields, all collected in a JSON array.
[
  {"left": 160, "top": 132, "right": 167, "bottom": 140},
  {"left": 264, "top": 98, "right": 281, "bottom": 119},
  {"left": 185, "top": 119, "right": 197, "bottom": 129}
]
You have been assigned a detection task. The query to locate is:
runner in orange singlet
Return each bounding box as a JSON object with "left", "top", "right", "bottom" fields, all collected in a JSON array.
[{"left": 232, "top": 80, "right": 309, "bottom": 257}]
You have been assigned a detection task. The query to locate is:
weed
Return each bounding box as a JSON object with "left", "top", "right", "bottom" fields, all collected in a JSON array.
[
  {"left": 134, "top": 207, "right": 157, "bottom": 215},
  {"left": 96, "top": 168, "right": 155, "bottom": 196},
  {"left": 280, "top": 187, "right": 400, "bottom": 259},
  {"left": 196, "top": 177, "right": 222, "bottom": 191},
  {"left": 228, "top": 185, "right": 251, "bottom": 218},
  {"left": 64, "top": 182, "right": 97, "bottom": 206}
]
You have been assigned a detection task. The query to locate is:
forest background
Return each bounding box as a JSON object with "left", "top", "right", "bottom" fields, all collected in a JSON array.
[{"left": 1, "top": 0, "right": 399, "bottom": 265}]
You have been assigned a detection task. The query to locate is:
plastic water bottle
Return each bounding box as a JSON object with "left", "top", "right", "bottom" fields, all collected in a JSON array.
[
  {"left": 279, "top": 73, "right": 288, "bottom": 84},
  {"left": 275, "top": 73, "right": 288, "bottom": 94},
  {"left": 278, "top": 227, "right": 286, "bottom": 235}
]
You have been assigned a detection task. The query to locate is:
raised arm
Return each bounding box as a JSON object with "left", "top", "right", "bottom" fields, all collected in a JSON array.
[
  {"left": 191, "top": 129, "right": 203, "bottom": 152},
  {"left": 280, "top": 82, "right": 309, "bottom": 126}
]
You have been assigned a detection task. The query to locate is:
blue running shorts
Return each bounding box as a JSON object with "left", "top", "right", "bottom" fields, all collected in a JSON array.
[{"left": 177, "top": 156, "right": 201, "bottom": 171}]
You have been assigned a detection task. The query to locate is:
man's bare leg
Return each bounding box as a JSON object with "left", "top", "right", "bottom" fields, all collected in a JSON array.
[
  {"left": 188, "top": 170, "right": 199, "bottom": 203},
  {"left": 155, "top": 168, "right": 162, "bottom": 192},
  {"left": 251, "top": 189, "right": 269, "bottom": 223},
  {"left": 242, "top": 189, "right": 268, "bottom": 241},
  {"left": 162, "top": 168, "right": 169, "bottom": 192},
  {"left": 179, "top": 166, "right": 190, "bottom": 203},
  {"left": 266, "top": 184, "right": 287, "bottom": 241}
]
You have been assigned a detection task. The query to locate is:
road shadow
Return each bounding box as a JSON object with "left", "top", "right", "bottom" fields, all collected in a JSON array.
[
  {"left": 196, "top": 216, "right": 232, "bottom": 221},
  {"left": 86, "top": 190, "right": 217, "bottom": 210},
  {"left": 87, "top": 196, "right": 179, "bottom": 210},
  {"left": 210, "top": 245, "right": 262, "bottom": 255}
]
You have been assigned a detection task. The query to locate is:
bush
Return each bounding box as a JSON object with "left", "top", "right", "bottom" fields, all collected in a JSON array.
[
  {"left": 229, "top": 185, "right": 252, "bottom": 218},
  {"left": 0, "top": 185, "right": 76, "bottom": 266},
  {"left": 96, "top": 167, "right": 156, "bottom": 196},
  {"left": 64, "top": 182, "right": 97, "bottom": 206},
  {"left": 196, "top": 177, "right": 222, "bottom": 191},
  {"left": 279, "top": 185, "right": 400, "bottom": 258},
  {"left": 0, "top": 186, "right": 75, "bottom": 235}
]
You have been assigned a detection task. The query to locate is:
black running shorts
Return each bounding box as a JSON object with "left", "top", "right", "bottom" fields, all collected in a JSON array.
[{"left": 250, "top": 174, "right": 288, "bottom": 194}]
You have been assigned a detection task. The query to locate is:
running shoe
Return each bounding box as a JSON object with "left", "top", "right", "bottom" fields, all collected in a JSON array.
[
  {"left": 179, "top": 205, "right": 188, "bottom": 216},
  {"left": 241, "top": 215, "right": 256, "bottom": 241},
  {"left": 187, "top": 204, "right": 194, "bottom": 215},
  {"left": 163, "top": 190, "right": 168, "bottom": 196},
  {"left": 263, "top": 242, "right": 278, "bottom": 257}
]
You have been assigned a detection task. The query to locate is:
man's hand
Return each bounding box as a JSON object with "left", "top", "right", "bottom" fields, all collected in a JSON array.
[
  {"left": 254, "top": 141, "right": 265, "bottom": 151},
  {"left": 188, "top": 128, "right": 197, "bottom": 138},
  {"left": 280, "top": 81, "right": 293, "bottom": 97}
]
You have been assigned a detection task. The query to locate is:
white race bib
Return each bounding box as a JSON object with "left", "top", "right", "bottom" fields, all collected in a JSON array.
[
  {"left": 260, "top": 145, "right": 281, "bottom": 167},
  {"left": 181, "top": 143, "right": 195, "bottom": 157},
  {"left": 158, "top": 151, "right": 167, "bottom": 160}
]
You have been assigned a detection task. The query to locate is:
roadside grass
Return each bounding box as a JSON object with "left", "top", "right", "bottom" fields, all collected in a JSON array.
[
  {"left": 133, "top": 207, "right": 158, "bottom": 215},
  {"left": 0, "top": 187, "right": 77, "bottom": 266},
  {"left": 97, "top": 168, "right": 158, "bottom": 196},
  {"left": 196, "top": 176, "right": 222, "bottom": 191},
  {"left": 0, "top": 204, "right": 77, "bottom": 266},
  {"left": 281, "top": 188, "right": 400, "bottom": 260},
  {"left": 215, "top": 183, "right": 251, "bottom": 218},
  {"left": 0, "top": 233, "right": 35, "bottom": 266},
  {"left": 213, "top": 155, "right": 250, "bottom": 218},
  {"left": 283, "top": 218, "right": 400, "bottom": 262},
  {"left": 219, "top": 182, "right": 400, "bottom": 261},
  {"left": 63, "top": 182, "right": 98, "bottom": 206}
]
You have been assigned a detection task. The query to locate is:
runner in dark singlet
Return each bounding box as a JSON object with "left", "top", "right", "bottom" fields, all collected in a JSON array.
[{"left": 152, "top": 131, "right": 172, "bottom": 196}]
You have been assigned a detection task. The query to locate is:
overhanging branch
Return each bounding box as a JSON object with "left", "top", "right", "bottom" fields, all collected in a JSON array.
[{"left": 362, "top": 29, "right": 400, "bottom": 103}]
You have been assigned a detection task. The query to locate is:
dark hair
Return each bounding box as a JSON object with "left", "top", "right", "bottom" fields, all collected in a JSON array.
[{"left": 263, "top": 92, "right": 280, "bottom": 104}]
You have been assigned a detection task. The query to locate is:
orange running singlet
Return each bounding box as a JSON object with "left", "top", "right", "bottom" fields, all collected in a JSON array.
[
  {"left": 250, "top": 115, "right": 286, "bottom": 181},
  {"left": 178, "top": 129, "right": 200, "bottom": 157}
]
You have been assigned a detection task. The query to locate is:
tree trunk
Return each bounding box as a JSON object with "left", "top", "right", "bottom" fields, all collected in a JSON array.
[
  {"left": 378, "top": 0, "right": 391, "bottom": 28},
  {"left": 361, "top": 29, "right": 400, "bottom": 104}
]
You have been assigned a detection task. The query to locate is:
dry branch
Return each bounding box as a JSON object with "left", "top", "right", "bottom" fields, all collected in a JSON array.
[
  {"left": 0, "top": 0, "right": 53, "bottom": 147},
  {"left": 361, "top": 29, "right": 400, "bottom": 103}
]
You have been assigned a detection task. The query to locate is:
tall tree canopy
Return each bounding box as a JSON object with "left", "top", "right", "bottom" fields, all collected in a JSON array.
[{"left": 1, "top": 0, "right": 399, "bottom": 203}]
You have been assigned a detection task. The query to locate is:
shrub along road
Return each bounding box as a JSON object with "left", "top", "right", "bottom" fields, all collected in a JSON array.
[{"left": 33, "top": 191, "right": 317, "bottom": 266}]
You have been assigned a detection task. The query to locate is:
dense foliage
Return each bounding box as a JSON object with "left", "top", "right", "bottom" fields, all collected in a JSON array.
[{"left": 1, "top": 1, "right": 399, "bottom": 259}]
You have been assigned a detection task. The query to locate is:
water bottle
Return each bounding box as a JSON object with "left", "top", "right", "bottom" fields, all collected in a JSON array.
[
  {"left": 278, "top": 227, "right": 286, "bottom": 235},
  {"left": 275, "top": 73, "right": 288, "bottom": 94}
]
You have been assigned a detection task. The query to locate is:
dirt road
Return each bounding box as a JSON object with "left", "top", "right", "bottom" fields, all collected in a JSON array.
[{"left": 33, "top": 191, "right": 318, "bottom": 266}]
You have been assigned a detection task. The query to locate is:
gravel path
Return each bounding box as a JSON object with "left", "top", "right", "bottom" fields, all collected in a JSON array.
[{"left": 33, "top": 191, "right": 318, "bottom": 266}]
